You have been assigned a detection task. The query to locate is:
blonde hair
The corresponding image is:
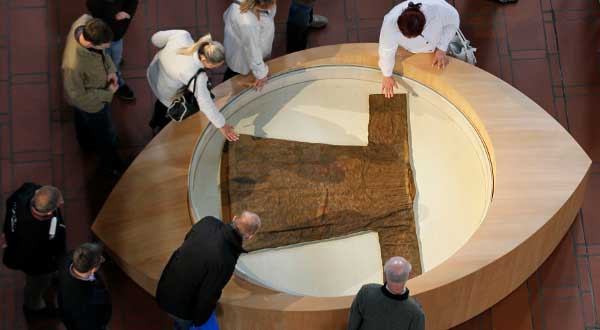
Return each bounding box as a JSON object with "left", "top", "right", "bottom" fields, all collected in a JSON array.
[
  {"left": 239, "top": 0, "right": 275, "bottom": 13},
  {"left": 177, "top": 33, "right": 225, "bottom": 64}
]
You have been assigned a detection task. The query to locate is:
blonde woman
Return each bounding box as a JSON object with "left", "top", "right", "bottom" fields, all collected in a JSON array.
[
  {"left": 223, "top": 0, "right": 276, "bottom": 90},
  {"left": 147, "top": 30, "right": 239, "bottom": 141}
]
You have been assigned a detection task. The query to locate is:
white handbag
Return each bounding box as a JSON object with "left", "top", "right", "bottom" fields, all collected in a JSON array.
[{"left": 447, "top": 29, "right": 477, "bottom": 65}]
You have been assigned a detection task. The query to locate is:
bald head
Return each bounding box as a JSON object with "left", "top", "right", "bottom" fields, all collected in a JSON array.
[
  {"left": 32, "top": 186, "right": 63, "bottom": 214},
  {"left": 233, "top": 211, "right": 261, "bottom": 240},
  {"left": 384, "top": 256, "right": 412, "bottom": 284}
]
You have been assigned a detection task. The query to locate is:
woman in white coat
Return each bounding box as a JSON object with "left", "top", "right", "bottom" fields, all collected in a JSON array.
[
  {"left": 379, "top": 1, "right": 459, "bottom": 98},
  {"left": 147, "top": 31, "right": 239, "bottom": 141},
  {"left": 223, "top": 0, "right": 276, "bottom": 90}
]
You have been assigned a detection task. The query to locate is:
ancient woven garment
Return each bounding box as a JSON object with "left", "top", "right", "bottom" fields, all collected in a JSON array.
[{"left": 222, "top": 94, "right": 421, "bottom": 275}]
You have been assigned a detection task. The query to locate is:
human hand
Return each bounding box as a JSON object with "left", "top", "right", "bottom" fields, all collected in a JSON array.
[
  {"left": 108, "top": 82, "right": 119, "bottom": 93},
  {"left": 219, "top": 125, "right": 240, "bottom": 142},
  {"left": 432, "top": 48, "right": 449, "bottom": 70},
  {"left": 107, "top": 73, "right": 118, "bottom": 86},
  {"left": 115, "top": 11, "right": 131, "bottom": 20},
  {"left": 382, "top": 76, "right": 398, "bottom": 98},
  {"left": 253, "top": 76, "right": 268, "bottom": 91}
]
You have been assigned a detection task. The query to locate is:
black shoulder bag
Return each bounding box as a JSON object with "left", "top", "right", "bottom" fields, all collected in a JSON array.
[{"left": 167, "top": 68, "right": 215, "bottom": 122}]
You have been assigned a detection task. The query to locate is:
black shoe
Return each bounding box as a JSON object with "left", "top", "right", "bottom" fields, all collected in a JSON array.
[{"left": 115, "top": 84, "right": 136, "bottom": 101}]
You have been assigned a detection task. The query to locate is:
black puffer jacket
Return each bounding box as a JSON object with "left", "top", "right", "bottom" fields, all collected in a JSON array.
[{"left": 156, "top": 216, "right": 246, "bottom": 325}]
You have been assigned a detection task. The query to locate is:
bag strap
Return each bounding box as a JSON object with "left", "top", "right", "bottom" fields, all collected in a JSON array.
[{"left": 186, "top": 67, "right": 206, "bottom": 95}]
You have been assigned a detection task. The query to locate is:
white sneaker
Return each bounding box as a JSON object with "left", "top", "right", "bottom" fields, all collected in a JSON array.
[{"left": 310, "top": 14, "right": 328, "bottom": 29}]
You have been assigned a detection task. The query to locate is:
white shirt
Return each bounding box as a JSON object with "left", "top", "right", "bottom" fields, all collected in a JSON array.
[
  {"left": 378, "top": 0, "right": 460, "bottom": 77},
  {"left": 146, "top": 30, "right": 226, "bottom": 128},
  {"left": 223, "top": 1, "right": 276, "bottom": 79}
]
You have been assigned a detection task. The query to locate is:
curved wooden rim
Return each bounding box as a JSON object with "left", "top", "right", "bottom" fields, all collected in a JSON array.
[{"left": 92, "top": 44, "right": 591, "bottom": 329}]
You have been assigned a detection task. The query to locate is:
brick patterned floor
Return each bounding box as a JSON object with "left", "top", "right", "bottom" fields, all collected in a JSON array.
[{"left": 0, "top": 0, "right": 599, "bottom": 329}]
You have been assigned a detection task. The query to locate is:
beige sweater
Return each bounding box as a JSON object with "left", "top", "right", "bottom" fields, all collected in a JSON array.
[{"left": 62, "top": 14, "right": 116, "bottom": 113}]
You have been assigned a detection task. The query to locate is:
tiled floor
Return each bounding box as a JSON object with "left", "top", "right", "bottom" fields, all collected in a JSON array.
[{"left": 0, "top": 0, "right": 599, "bottom": 329}]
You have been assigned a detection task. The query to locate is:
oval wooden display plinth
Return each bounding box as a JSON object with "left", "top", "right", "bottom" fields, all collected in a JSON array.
[{"left": 92, "top": 44, "right": 591, "bottom": 330}]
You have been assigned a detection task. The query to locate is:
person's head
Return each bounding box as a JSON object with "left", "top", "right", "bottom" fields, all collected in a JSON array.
[
  {"left": 30, "top": 185, "right": 64, "bottom": 219},
  {"left": 397, "top": 2, "right": 426, "bottom": 38},
  {"left": 81, "top": 18, "right": 113, "bottom": 49},
  {"left": 232, "top": 211, "right": 261, "bottom": 241},
  {"left": 72, "top": 243, "right": 105, "bottom": 275},
  {"left": 178, "top": 33, "right": 225, "bottom": 69},
  {"left": 383, "top": 256, "right": 412, "bottom": 294},
  {"left": 239, "top": 0, "right": 276, "bottom": 13}
]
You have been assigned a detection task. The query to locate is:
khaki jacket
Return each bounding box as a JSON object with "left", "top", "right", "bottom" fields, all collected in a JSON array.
[{"left": 62, "top": 14, "right": 116, "bottom": 113}]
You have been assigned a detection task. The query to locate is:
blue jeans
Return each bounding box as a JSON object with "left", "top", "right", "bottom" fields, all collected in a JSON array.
[
  {"left": 106, "top": 38, "right": 125, "bottom": 86},
  {"left": 170, "top": 311, "right": 219, "bottom": 330},
  {"left": 286, "top": 0, "right": 315, "bottom": 53}
]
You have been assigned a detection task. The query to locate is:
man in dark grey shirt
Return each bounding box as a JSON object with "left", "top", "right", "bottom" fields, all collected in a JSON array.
[{"left": 348, "top": 256, "right": 425, "bottom": 330}]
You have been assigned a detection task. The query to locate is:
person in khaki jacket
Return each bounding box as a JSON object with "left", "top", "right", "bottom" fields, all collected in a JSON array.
[{"left": 62, "top": 15, "right": 124, "bottom": 177}]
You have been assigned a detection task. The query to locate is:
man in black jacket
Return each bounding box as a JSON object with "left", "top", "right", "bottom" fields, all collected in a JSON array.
[
  {"left": 86, "top": 0, "right": 138, "bottom": 101},
  {"left": 156, "top": 211, "right": 261, "bottom": 330},
  {"left": 1, "top": 183, "right": 66, "bottom": 315},
  {"left": 58, "top": 243, "right": 112, "bottom": 330}
]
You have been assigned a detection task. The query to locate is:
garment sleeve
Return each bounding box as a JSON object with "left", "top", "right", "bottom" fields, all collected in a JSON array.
[
  {"left": 104, "top": 52, "right": 117, "bottom": 74},
  {"left": 63, "top": 68, "right": 113, "bottom": 109},
  {"left": 435, "top": 5, "right": 460, "bottom": 52},
  {"left": 409, "top": 310, "right": 426, "bottom": 330},
  {"left": 86, "top": 0, "right": 103, "bottom": 17},
  {"left": 347, "top": 286, "right": 365, "bottom": 330},
  {"left": 378, "top": 16, "right": 399, "bottom": 77},
  {"left": 151, "top": 30, "right": 187, "bottom": 49},
  {"left": 191, "top": 266, "right": 222, "bottom": 325},
  {"left": 190, "top": 73, "right": 226, "bottom": 128},
  {"left": 239, "top": 22, "right": 269, "bottom": 79},
  {"left": 122, "top": 0, "right": 138, "bottom": 17}
]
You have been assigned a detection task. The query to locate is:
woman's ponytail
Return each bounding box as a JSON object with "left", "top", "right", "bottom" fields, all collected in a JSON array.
[{"left": 178, "top": 33, "right": 225, "bottom": 64}]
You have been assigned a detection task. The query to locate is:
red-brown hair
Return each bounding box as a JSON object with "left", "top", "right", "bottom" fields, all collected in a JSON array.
[{"left": 397, "top": 2, "right": 425, "bottom": 38}]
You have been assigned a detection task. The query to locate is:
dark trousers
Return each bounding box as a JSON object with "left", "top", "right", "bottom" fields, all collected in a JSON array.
[
  {"left": 149, "top": 99, "right": 172, "bottom": 133},
  {"left": 286, "top": 0, "right": 315, "bottom": 53},
  {"left": 222, "top": 67, "right": 239, "bottom": 82},
  {"left": 74, "top": 105, "right": 123, "bottom": 171}
]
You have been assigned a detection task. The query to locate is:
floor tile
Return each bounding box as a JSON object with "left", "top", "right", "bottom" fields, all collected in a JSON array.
[
  {"left": 503, "top": 0, "right": 545, "bottom": 51},
  {"left": 0, "top": 81, "right": 7, "bottom": 114},
  {"left": 8, "top": 7, "right": 47, "bottom": 74},
  {"left": 511, "top": 59, "right": 555, "bottom": 119},
  {"left": 491, "top": 284, "right": 533, "bottom": 330},
  {"left": 12, "top": 161, "right": 53, "bottom": 188},
  {"left": 111, "top": 78, "right": 153, "bottom": 147},
  {"left": 551, "top": 0, "right": 600, "bottom": 11},
  {"left": 10, "top": 84, "right": 51, "bottom": 153},
  {"left": 157, "top": 0, "right": 197, "bottom": 29},
  {"left": 566, "top": 95, "right": 600, "bottom": 163},
  {"left": 542, "top": 294, "right": 585, "bottom": 330},
  {"left": 554, "top": 11, "right": 600, "bottom": 86}
]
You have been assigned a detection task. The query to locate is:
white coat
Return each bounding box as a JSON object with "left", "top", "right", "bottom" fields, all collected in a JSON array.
[
  {"left": 223, "top": 1, "right": 276, "bottom": 79},
  {"left": 147, "top": 30, "right": 226, "bottom": 128},
  {"left": 378, "top": 0, "right": 460, "bottom": 77}
]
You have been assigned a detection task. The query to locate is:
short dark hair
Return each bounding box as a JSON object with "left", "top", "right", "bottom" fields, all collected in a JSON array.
[
  {"left": 73, "top": 243, "right": 104, "bottom": 273},
  {"left": 397, "top": 2, "right": 426, "bottom": 38},
  {"left": 82, "top": 18, "right": 113, "bottom": 45}
]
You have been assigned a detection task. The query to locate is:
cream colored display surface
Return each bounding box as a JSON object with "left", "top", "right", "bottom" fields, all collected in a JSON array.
[{"left": 188, "top": 65, "right": 493, "bottom": 297}]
